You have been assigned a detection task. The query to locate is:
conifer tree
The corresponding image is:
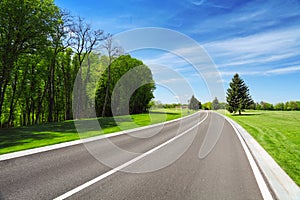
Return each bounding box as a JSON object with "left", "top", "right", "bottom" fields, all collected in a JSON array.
[{"left": 226, "top": 73, "right": 253, "bottom": 115}]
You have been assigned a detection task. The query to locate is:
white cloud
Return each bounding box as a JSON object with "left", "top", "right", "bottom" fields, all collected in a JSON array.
[
  {"left": 158, "top": 78, "right": 186, "bottom": 84},
  {"left": 219, "top": 52, "right": 298, "bottom": 68},
  {"left": 204, "top": 26, "right": 300, "bottom": 56},
  {"left": 202, "top": 25, "right": 300, "bottom": 77},
  {"left": 266, "top": 65, "right": 300, "bottom": 75}
]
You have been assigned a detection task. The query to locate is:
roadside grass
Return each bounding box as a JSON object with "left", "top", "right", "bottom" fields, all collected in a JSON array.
[
  {"left": 0, "top": 108, "right": 195, "bottom": 155},
  {"left": 222, "top": 110, "right": 300, "bottom": 186}
]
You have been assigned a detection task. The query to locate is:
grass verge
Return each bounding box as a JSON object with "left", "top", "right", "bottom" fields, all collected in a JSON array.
[
  {"left": 0, "top": 108, "right": 195, "bottom": 155},
  {"left": 222, "top": 110, "right": 300, "bottom": 186}
]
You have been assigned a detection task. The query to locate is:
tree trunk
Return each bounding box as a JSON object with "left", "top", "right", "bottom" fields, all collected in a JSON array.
[
  {"left": 31, "top": 97, "right": 35, "bottom": 124},
  {"left": 83, "top": 56, "right": 91, "bottom": 117},
  {"left": 0, "top": 80, "right": 9, "bottom": 125},
  {"left": 35, "top": 83, "right": 47, "bottom": 124},
  {"left": 48, "top": 62, "right": 54, "bottom": 122},
  {"left": 0, "top": 55, "right": 13, "bottom": 124},
  {"left": 8, "top": 70, "right": 19, "bottom": 126},
  {"left": 102, "top": 64, "right": 111, "bottom": 117},
  {"left": 238, "top": 109, "right": 241, "bottom": 115}
]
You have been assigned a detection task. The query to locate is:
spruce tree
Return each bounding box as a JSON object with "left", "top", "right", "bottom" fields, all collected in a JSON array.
[
  {"left": 226, "top": 73, "right": 253, "bottom": 115},
  {"left": 188, "top": 95, "right": 201, "bottom": 110},
  {"left": 212, "top": 97, "right": 220, "bottom": 110}
]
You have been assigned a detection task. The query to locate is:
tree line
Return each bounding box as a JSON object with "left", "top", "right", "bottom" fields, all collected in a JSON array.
[
  {"left": 207, "top": 98, "right": 300, "bottom": 111},
  {"left": 250, "top": 101, "right": 300, "bottom": 111},
  {"left": 225, "top": 73, "right": 300, "bottom": 113},
  {"left": 0, "top": 0, "right": 104, "bottom": 127},
  {"left": 0, "top": 0, "right": 154, "bottom": 128},
  {"left": 204, "top": 74, "right": 300, "bottom": 113}
]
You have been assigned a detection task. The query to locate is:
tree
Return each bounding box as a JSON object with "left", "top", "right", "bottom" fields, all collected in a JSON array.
[
  {"left": 212, "top": 97, "right": 220, "bottom": 110},
  {"left": 285, "top": 101, "right": 299, "bottom": 111},
  {"left": 274, "top": 102, "right": 284, "bottom": 110},
  {"left": 188, "top": 95, "right": 200, "bottom": 110},
  {"left": 101, "top": 35, "right": 123, "bottom": 117},
  {"left": 219, "top": 102, "right": 227, "bottom": 109},
  {"left": 260, "top": 101, "right": 274, "bottom": 110},
  {"left": 69, "top": 16, "right": 105, "bottom": 119},
  {"left": 202, "top": 102, "right": 212, "bottom": 110},
  {"left": 0, "top": 0, "right": 60, "bottom": 125},
  {"left": 95, "top": 55, "right": 155, "bottom": 117},
  {"left": 226, "top": 73, "right": 253, "bottom": 115},
  {"left": 46, "top": 10, "right": 72, "bottom": 122}
]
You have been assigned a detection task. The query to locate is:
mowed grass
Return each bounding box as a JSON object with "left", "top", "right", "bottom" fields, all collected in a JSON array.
[
  {"left": 226, "top": 110, "right": 300, "bottom": 186},
  {"left": 0, "top": 108, "right": 195, "bottom": 155}
]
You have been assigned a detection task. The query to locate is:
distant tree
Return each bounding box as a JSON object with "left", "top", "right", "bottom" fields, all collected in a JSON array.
[
  {"left": 219, "top": 102, "right": 227, "bottom": 110},
  {"left": 163, "top": 103, "right": 181, "bottom": 109},
  {"left": 260, "top": 101, "right": 274, "bottom": 110},
  {"left": 274, "top": 102, "right": 284, "bottom": 110},
  {"left": 226, "top": 73, "right": 253, "bottom": 115},
  {"left": 297, "top": 101, "right": 300, "bottom": 110},
  {"left": 254, "top": 102, "right": 261, "bottom": 110},
  {"left": 212, "top": 97, "right": 220, "bottom": 110},
  {"left": 188, "top": 95, "right": 200, "bottom": 110},
  {"left": 198, "top": 101, "right": 202, "bottom": 110},
  {"left": 153, "top": 100, "right": 163, "bottom": 109},
  {"left": 202, "top": 102, "right": 212, "bottom": 110},
  {"left": 95, "top": 55, "right": 155, "bottom": 117},
  {"left": 285, "top": 101, "right": 299, "bottom": 111}
]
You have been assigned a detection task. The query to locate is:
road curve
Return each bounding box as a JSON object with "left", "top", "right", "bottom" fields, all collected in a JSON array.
[{"left": 0, "top": 112, "right": 265, "bottom": 200}]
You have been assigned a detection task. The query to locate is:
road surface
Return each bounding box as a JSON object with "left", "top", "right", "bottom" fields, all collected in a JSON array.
[{"left": 0, "top": 111, "right": 265, "bottom": 200}]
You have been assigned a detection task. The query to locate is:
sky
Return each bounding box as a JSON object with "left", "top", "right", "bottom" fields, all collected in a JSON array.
[{"left": 55, "top": 0, "right": 300, "bottom": 104}]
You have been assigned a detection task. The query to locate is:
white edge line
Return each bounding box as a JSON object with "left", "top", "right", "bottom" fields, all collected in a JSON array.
[
  {"left": 0, "top": 111, "right": 202, "bottom": 161},
  {"left": 53, "top": 111, "right": 209, "bottom": 200},
  {"left": 214, "top": 112, "right": 273, "bottom": 200}
]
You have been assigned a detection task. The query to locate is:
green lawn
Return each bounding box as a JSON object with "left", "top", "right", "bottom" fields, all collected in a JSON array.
[
  {"left": 225, "top": 110, "right": 300, "bottom": 186},
  {"left": 0, "top": 108, "right": 195, "bottom": 155}
]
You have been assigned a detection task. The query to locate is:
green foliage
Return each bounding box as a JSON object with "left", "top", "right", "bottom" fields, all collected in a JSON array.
[
  {"left": 212, "top": 97, "right": 220, "bottom": 110},
  {"left": 219, "top": 102, "right": 227, "bottom": 109},
  {"left": 274, "top": 102, "right": 285, "bottom": 110},
  {"left": 285, "top": 101, "right": 299, "bottom": 111},
  {"left": 150, "top": 100, "right": 164, "bottom": 109},
  {"left": 0, "top": 0, "right": 61, "bottom": 126},
  {"left": 259, "top": 101, "right": 274, "bottom": 110},
  {"left": 202, "top": 102, "right": 212, "bottom": 110},
  {"left": 253, "top": 101, "right": 300, "bottom": 111},
  {"left": 226, "top": 73, "right": 253, "bottom": 115},
  {"left": 163, "top": 103, "right": 182, "bottom": 109},
  {"left": 188, "top": 95, "right": 201, "bottom": 110},
  {"left": 0, "top": 0, "right": 110, "bottom": 127},
  {"left": 95, "top": 55, "right": 155, "bottom": 117}
]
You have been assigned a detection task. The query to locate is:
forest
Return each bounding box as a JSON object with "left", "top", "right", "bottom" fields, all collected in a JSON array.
[{"left": 0, "top": 0, "right": 154, "bottom": 128}]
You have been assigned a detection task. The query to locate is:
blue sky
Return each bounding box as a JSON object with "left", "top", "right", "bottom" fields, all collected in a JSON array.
[{"left": 55, "top": 0, "right": 300, "bottom": 104}]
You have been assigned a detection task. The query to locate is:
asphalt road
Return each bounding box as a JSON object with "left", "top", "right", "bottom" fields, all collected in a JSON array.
[{"left": 0, "top": 112, "right": 264, "bottom": 200}]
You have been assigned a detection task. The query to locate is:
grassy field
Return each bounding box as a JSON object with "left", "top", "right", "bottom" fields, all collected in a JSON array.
[
  {"left": 0, "top": 108, "right": 195, "bottom": 155},
  {"left": 225, "top": 110, "right": 300, "bottom": 186}
]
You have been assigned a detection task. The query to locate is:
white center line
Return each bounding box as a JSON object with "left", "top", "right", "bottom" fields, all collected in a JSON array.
[{"left": 53, "top": 111, "right": 208, "bottom": 200}]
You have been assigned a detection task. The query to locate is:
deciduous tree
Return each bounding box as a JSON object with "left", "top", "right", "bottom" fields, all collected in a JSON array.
[{"left": 95, "top": 55, "right": 155, "bottom": 117}]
